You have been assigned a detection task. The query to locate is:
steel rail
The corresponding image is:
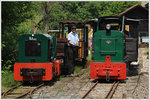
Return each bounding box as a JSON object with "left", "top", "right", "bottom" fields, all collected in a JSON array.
[
  {"left": 105, "top": 81, "right": 119, "bottom": 99},
  {"left": 82, "top": 81, "right": 98, "bottom": 99},
  {"left": 2, "top": 83, "right": 23, "bottom": 99},
  {"left": 29, "top": 83, "right": 45, "bottom": 99},
  {"left": 15, "top": 91, "right": 30, "bottom": 99},
  {"left": 2, "top": 83, "right": 45, "bottom": 99},
  {"left": 105, "top": 81, "right": 116, "bottom": 98},
  {"left": 16, "top": 83, "right": 45, "bottom": 99}
]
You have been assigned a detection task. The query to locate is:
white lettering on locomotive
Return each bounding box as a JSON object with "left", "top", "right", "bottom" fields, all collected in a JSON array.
[{"left": 29, "top": 37, "right": 37, "bottom": 40}]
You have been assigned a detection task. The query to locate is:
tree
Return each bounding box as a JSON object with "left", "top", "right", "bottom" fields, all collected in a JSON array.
[
  {"left": 2, "top": 2, "right": 36, "bottom": 70},
  {"left": 33, "top": 2, "right": 55, "bottom": 33},
  {"left": 40, "top": 1, "right": 140, "bottom": 30}
]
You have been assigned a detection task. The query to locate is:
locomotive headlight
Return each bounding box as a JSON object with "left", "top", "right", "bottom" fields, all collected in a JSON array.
[
  {"left": 106, "top": 24, "right": 111, "bottom": 30},
  {"left": 94, "top": 18, "right": 98, "bottom": 22},
  {"left": 32, "top": 34, "right": 34, "bottom": 37}
]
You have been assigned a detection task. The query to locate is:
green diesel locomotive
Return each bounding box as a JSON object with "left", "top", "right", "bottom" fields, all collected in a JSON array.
[
  {"left": 89, "top": 16, "right": 138, "bottom": 81},
  {"left": 14, "top": 34, "right": 61, "bottom": 81}
]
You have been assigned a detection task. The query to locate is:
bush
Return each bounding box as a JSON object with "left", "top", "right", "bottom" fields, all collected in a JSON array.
[
  {"left": 1, "top": 70, "right": 21, "bottom": 88},
  {"left": 147, "top": 51, "right": 149, "bottom": 55}
]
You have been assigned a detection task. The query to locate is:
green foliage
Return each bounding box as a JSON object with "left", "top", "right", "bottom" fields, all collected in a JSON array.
[
  {"left": 144, "top": 50, "right": 149, "bottom": 55},
  {"left": 2, "top": 41, "right": 6, "bottom": 48},
  {"left": 2, "top": 2, "right": 41, "bottom": 70},
  {"left": 2, "top": 2, "right": 33, "bottom": 31},
  {"left": 74, "top": 66, "right": 82, "bottom": 74},
  {"left": 2, "top": 60, "right": 12, "bottom": 71},
  {"left": 147, "top": 51, "right": 149, "bottom": 55},
  {"left": 48, "top": 1, "right": 140, "bottom": 29},
  {"left": 57, "top": 88, "right": 64, "bottom": 92},
  {"left": 58, "top": 75, "right": 65, "bottom": 81},
  {"left": 2, "top": 70, "right": 21, "bottom": 88},
  {"left": 87, "top": 47, "right": 92, "bottom": 61}
]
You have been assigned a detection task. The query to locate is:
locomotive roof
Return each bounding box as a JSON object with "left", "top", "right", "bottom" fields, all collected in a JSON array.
[
  {"left": 85, "top": 16, "right": 122, "bottom": 23},
  {"left": 98, "top": 16, "right": 123, "bottom": 24},
  {"left": 43, "top": 34, "right": 52, "bottom": 39},
  {"left": 19, "top": 34, "right": 52, "bottom": 40}
]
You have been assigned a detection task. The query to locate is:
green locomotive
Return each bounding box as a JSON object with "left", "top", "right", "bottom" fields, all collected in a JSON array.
[
  {"left": 14, "top": 34, "right": 61, "bottom": 81},
  {"left": 89, "top": 16, "right": 138, "bottom": 81}
]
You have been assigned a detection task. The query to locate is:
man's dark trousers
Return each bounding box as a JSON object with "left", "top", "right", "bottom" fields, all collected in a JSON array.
[{"left": 66, "top": 46, "right": 77, "bottom": 75}]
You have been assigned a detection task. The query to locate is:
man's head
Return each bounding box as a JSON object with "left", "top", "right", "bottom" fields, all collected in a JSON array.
[{"left": 72, "top": 25, "right": 76, "bottom": 33}]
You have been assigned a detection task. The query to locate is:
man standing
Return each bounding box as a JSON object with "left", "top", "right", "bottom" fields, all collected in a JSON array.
[
  {"left": 68, "top": 25, "right": 79, "bottom": 46},
  {"left": 66, "top": 25, "right": 79, "bottom": 76}
]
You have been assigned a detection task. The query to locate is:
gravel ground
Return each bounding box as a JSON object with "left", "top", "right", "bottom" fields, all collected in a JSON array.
[
  {"left": 32, "top": 47, "right": 149, "bottom": 99},
  {"left": 122, "top": 47, "right": 149, "bottom": 99},
  {"left": 131, "top": 47, "right": 149, "bottom": 99},
  {"left": 32, "top": 66, "right": 91, "bottom": 99}
]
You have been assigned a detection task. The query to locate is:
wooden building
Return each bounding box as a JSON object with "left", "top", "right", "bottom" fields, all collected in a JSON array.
[{"left": 118, "top": 4, "right": 149, "bottom": 44}]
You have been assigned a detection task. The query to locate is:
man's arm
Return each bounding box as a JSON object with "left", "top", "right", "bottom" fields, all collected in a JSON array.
[
  {"left": 76, "top": 41, "right": 79, "bottom": 46},
  {"left": 68, "top": 40, "right": 74, "bottom": 45}
]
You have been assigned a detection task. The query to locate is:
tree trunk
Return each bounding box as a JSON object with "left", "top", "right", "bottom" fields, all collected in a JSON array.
[
  {"left": 44, "top": 15, "right": 49, "bottom": 33},
  {"left": 34, "top": 2, "right": 55, "bottom": 34}
]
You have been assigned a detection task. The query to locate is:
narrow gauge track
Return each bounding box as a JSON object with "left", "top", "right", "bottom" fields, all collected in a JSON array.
[
  {"left": 2, "top": 82, "right": 45, "bottom": 99},
  {"left": 82, "top": 81, "right": 120, "bottom": 99},
  {"left": 105, "top": 81, "right": 119, "bottom": 99}
]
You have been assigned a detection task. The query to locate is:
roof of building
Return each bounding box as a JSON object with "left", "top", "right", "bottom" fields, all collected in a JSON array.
[{"left": 118, "top": 4, "right": 148, "bottom": 16}]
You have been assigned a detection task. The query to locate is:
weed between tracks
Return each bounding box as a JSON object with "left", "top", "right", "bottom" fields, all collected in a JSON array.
[
  {"left": 74, "top": 66, "right": 82, "bottom": 74},
  {"left": 58, "top": 75, "right": 65, "bottom": 81},
  {"left": 58, "top": 88, "right": 64, "bottom": 92}
]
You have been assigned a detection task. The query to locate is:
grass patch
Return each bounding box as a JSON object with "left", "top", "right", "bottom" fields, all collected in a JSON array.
[
  {"left": 146, "top": 51, "right": 149, "bottom": 55},
  {"left": 1, "top": 70, "right": 21, "bottom": 91},
  {"left": 87, "top": 53, "right": 91, "bottom": 60},
  {"left": 87, "top": 47, "right": 92, "bottom": 60},
  {"left": 58, "top": 75, "right": 65, "bottom": 81},
  {"left": 144, "top": 48, "right": 149, "bottom": 55},
  {"left": 74, "top": 66, "right": 82, "bottom": 74}
]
